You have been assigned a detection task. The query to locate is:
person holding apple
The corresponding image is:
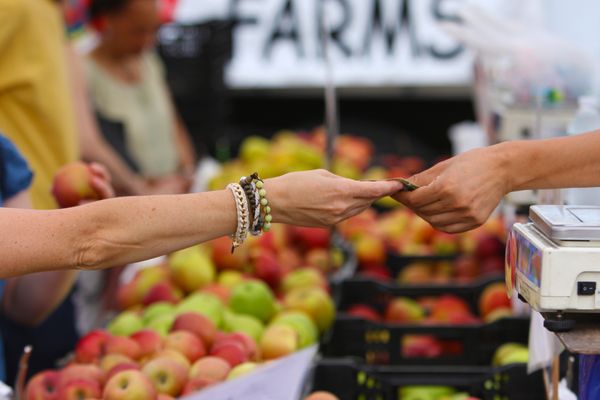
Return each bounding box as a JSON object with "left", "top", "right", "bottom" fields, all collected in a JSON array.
[{"left": 393, "top": 129, "right": 600, "bottom": 233}]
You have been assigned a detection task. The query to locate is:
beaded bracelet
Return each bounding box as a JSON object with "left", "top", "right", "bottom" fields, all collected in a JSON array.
[
  {"left": 227, "top": 183, "right": 250, "bottom": 252},
  {"left": 240, "top": 173, "right": 272, "bottom": 233}
]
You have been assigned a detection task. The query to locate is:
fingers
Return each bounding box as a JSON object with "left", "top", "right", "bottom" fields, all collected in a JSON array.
[
  {"left": 91, "top": 175, "right": 115, "bottom": 200},
  {"left": 354, "top": 179, "right": 404, "bottom": 199},
  {"left": 89, "top": 162, "right": 112, "bottom": 183}
]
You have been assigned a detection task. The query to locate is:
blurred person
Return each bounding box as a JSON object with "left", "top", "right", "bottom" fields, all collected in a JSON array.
[
  {"left": 85, "top": 0, "right": 197, "bottom": 190},
  {"left": 394, "top": 130, "right": 600, "bottom": 233}
]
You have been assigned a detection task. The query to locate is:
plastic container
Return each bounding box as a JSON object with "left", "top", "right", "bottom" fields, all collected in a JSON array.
[
  {"left": 566, "top": 96, "right": 600, "bottom": 206},
  {"left": 323, "top": 277, "right": 530, "bottom": 366},
  {"left": 305, "top": 358, "right": 546, "bottom": 400}
]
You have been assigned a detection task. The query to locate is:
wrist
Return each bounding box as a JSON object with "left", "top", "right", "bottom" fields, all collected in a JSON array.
[
  {"left": 492, "top": 141, "right": 516, "bottom": 194},
  {"left": 263, "top": 178, "right": 287, "bottom": 225}
]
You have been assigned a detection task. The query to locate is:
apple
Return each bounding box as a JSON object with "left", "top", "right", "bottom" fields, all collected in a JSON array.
[
  {"left": 493, "top": 343, "right": 529, "bottom": 366},
  {"left": 118, "top": 266, "right": 171, "bottom": 308},
  {"left": 51, "top": 161, "right": 100, "bottom": 208},
  {"left": 397, "top": 262, "right": 433, "bottom": 284},
  {"left": 222, "top": 311, "right": 265, "bottom": 343},
  {"left": 260, "top": 324, "right": 299, "bottom": 360},
  {"left": 480, "top": 257, "right": 505, "bottom": 276},
  {"left": 410, "top": 217, "right": 437, "bottom": 244},
  {"left": 209, "top": 340, "right": 248, "bottom": 367},
  {"left": 283, "top": 287, "right": 334, "bottom": 332},
  {"left": 475, "top": 234, "right": 505, "bottom": 261},
  {"left": 106, "top": 363, "right": 140, "bottom": 381},
  {"left": 239, "top": 135, "right": 270, "bottom": 163},
  {"left": 57, "top": 379, "right": 101, "bottom": 400},
  {"left": 105, "top": 336, "right": 142, "bottom": 360},
  {"left": 291, "top": 227, "right": 330, "bottom": 249},
  {"left": 358, "top": 264, "right": 392, "bottom": 282},
  {"left": 277, "top": 248, "right": 303, "bottom": 271},
  {"left": 271, "top": 311, "right": 319, "bottom": 349},
  {"left": 229, "top": 280, "right": 276, "bottom": 323},
  {"left": 453, "top": 257, "right": 479, "bottom": 280},
  {"left": 100, "top": 354, "right": 137, "bottom": 374},
  {"left": 255, "top": 224, "right": 288, "bottom": 253},
  {"left": 484, "top": 307, "right": 513, "bottom": 323},
  {"left": 26, "top": 370, "right": 61, "bottom": 400},
  {"left": 354, "top": 235, "right": 386, "bottom": 265},
  {"left": 226, "top": 362, "right": 258, "bottom": 380},
  {"left": 181, "top": 377, "right": 217, "bottom": 395},
  {"left": 217, "top": 270, "right": 245, "bottom": 289},
  {"left": 146, "top": 314, "right": 176, "bottom": 337},
  {"left": 251, "top": 249, "right": 282, "bottom": 289},
  {"left": 346, "top": 304, "right": 381, "bottom": 322},
  {"left": 153, "top": 349, "right": 191, "bottom": 369},
  {"left": 280, "top": 269, "right": 327, "bottom": 294},
  {"left": 175, "top": 293, "right": 224, "bottom": 327},
  {"left": 108, "top": 311, "right": 144, "bottom": 337},
  {"left": 432, "top": 232, "right": 459, "bottom": 255},
  {"left": 141, "top": 282, "right": 182, "bottom": 306},
  {"left": 58, "top": 364, "right": 105, "bottom": 387},
  {"left": 210, "top": 236, "right": 249, "bottom": 271},
  {"left": 171, "top": 312, "right": 216, "bottom": 347},
  {"left": 479, "top": 282, "right": 511, "bottom": 318},
  {"left": 103, "top": 370, "right": 156, "bottom": 400},
  {"left": 188, "top": 357, "right": 231, "bottom": 382},
  {"left": 164, "top": 331, "right": 206, "bottom": 363},
  {"left": 304, "top": 391, "right": 340, "bottom": 400},
  {"left": 200, "top": 283, "right": 231, "bottom": 303},
  {"left": 430, "top": 295, "right": 473, "bottom": 323},
  {"left": 400, "top": 386, "right": 455, "bottom": 400},
  {"left": 75, "top": 330, "right": 110, "bottom": 363},
  {"left": 402, "top": 335, "right": 443, "bottom": 358},
  {"left": 213, "top": 332, "right": 259, "bottom": 361},
  {"left": 157, "top": 395, "right": 176, "bottom": 400},
  {"left": 169, "top": 246, "right": 215, "bottom": 292},
  {"left": 130, "top": 330, "right": 163, "bottom": 358},
  {"left": 304, "top": 248, "right": 330, "bottom": 273},
  {"left": 142, "top": 302, "right": 175, "bottom": 325},
  {"left": 142, "top": 356, "right": 189, "bottom": 396},
  {"left": 385, "top": 298, "right": 425, "bottom": 323}
]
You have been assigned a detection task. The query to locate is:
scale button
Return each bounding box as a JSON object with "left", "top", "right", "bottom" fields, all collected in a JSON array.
[{"left": 577, "top": 281, "right": 596, "bottom": 296}]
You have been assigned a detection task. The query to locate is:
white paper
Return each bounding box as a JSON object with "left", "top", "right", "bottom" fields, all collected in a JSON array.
[
  {"left": 528, "top": 311, "right": 564, "bottom": 374},
  {"left": 181, "top": 346, "right": 318, "bottom": 400}
]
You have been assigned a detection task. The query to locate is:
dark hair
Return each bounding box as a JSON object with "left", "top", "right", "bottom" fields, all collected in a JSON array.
[{"left": 89, "top": 0, "right": 129, "bottom": 19}]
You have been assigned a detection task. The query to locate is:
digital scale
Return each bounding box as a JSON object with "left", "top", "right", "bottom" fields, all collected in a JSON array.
[{"left": 508, "top": 205, "right": 600, "bottom": 332}]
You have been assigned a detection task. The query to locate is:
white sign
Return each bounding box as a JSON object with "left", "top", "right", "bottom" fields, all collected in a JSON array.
[{"left": 173, "top": 0, "right": 502, "bottom": 88}]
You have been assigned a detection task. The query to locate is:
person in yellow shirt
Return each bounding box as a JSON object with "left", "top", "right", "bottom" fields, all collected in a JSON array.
[{"left": 0, "top": 0, "right": 78, "bottom": 209}]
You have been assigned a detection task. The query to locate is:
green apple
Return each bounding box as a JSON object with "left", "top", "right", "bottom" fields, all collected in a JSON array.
[
  {"left": 169, "top": 246, "right": 216, "bottom": 293},
  {"left": 218, "top": 270, "right": 245, "bottom": 289},
  {"left": 176, "top": 293, "right": 224, "bottom": 328},
  {"left": 498, "top": 348, "right": 529, "bottom": 365},
  {"left": 145, "top": 313, "right": 175, "bottom": 337},
  {"left": 142, "top": 302, "right": 174, "bottom": 325},
  {"left": 271, "top": 311, "right": 318, "bottom": 348},
  {"left": 280, "top": 269, "right": 326, "bottom": 294},
  {"left": 400, "top": 386, "right": 455, "bottom": 400},
  {"left": 240, "top": 136, "right": 270, "bottom": 163},
  {"left": 108, "top": 311, "right": 144, "bottom": 336},
  {"left": 283, "top": 287, "right": 335, "bottom": 332},
  {"left": 223, "top": 311, "right": 265, "bottom": 342},
  {"left": 229, "top": 281, "right": 276, "bottom": 323},
  {"left": 492, "top": 343, "right": 529, "bottom": 366}
]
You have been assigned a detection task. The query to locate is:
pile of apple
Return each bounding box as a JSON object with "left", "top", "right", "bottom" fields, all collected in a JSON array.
[
  {"left": 337, "top": 208, "right": 506, "bottom": 283},
  {"left": 25, "top": 243, "right": 336, "bottom": 399},
  {"left": 346, "top": 282, "right": 512, "bottom": 358}
]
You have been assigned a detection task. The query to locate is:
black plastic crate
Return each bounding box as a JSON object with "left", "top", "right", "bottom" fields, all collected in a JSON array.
[
  {"left": 306, "top": 358, "right": 546, "bottom": 400},
  {"left": 324, "top": 277, "right": 529, "bottom": 366}
]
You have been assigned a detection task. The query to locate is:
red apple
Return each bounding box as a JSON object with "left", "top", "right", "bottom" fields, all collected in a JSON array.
[
  {"left": 130, "top": 330, "right": 163, "bottom": 359},
  {"left": 164, "top": 331, "right": 206, "bottom": 363},
  {"left": 304, "top": 248, "right": 330, "bottom": 273},
  {"left": 209, "top": 341, "right": 248, "bottom": 367},
  {"left": 397, "top": 262, "right": 433, "bottom": 284},
  {"left": 430, "top": 295, "right": 474, "bottom": 323},
  {"left": 106, "top": 363, "right": 140, "bottom": 381},
  {"left": 475, "top": 234, "right": 505, "bottom": 261},
  {"left": 188, "top": 356, "right": 231, "bottom": 382},
  {"left": 355, "top": 235, "right": 386, "bottom": 265},
  {"left": 57, "top": 379, "right": 101, "bottom": 400},
  {"left": 291, "top": 227, "right": 330, "bottom": 249},
  {"left": 26, "top": 370, "right": 61, "bottom": 400},
  {"left": 75, "top": 330, "right": 110, "bottom": 364},
  {"left": 358, "top": 264, "right": 392, "bottom": 281},
  {"left": 210, "top": 236, "right": 249, "bottom": 271},
  {"left": 213, "top": 332, "right": 259, "bottom": 361},
  {"left": 51, "top": 161, "right": 100, "bottom": 208},
  {"left": 453, "top": 256, "right": 479, "bottom": 279},
  {"left": 201, "top": 284, "right": 231, "bottom": 303},
  {"left": 105, "top": 336, "right": 142, "bottom": 360},
  {"left": 58, "top": 364, "right": 105, "bottom": 387},
  {"left": 171, "top": 312, "right": 216, "bottom": 347},
  {"left": 103, "top": 370, "right": 156, "bottom": 400},
  {"left": 346, "top": 304, "right": 381, "bottom": 322},
  {"left": 100, "top": 354, "right": 137, "bottom": 374},
  {"left": 142, "top": 356, "right": 188, "bottom": 396},
  {"left": 479, "top": 282, "right": 511, "bottom": 318},
  {"left": 141, "top": 282, "right": 183, "bottom": 306},
  {"left": 385, "top": 297, "right": 425, "bottom": 323},
  {"left": 304, "top": 391, "right": 340, "bottom": 400},
  {"left": 402, "top": 335, "right": 443, "bottom": 358},
  {"left": 157, "top": 395, "right": 176, "bottom": 400},
  {"left": 277, "top": 248, "right": 303, "bottom": 271},
  {"left": 181, "top": 377, "right": 217, "bottom": 395},
  {"left": 251, "top": 250, "right": 283, "bottom": 289}
]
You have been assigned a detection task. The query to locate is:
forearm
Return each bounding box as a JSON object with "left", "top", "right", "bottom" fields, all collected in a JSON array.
[
  {"left": 0, "top": 191, "right": 236, "bottom": 278},
  {"left": 499, "top": 130, "right": 600, "bottom": 192},
  {"left": 2, "top": 271, "right": 78, "bottom": 326}
]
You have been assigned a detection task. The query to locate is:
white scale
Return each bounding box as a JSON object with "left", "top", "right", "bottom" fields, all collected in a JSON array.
[{"left": 508, "top": 205, "right": 600, "bottom": 332}]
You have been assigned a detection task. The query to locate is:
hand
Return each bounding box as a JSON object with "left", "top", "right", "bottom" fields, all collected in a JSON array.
[
  {"left": 88, "top": 163, "right": 115, "bottom": 200},
  {"left": 266, "top": 169, "right": 403, "bottom": 228},
  {"left": 392, "top": 147, "right": 509, "bottom": 233}
]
